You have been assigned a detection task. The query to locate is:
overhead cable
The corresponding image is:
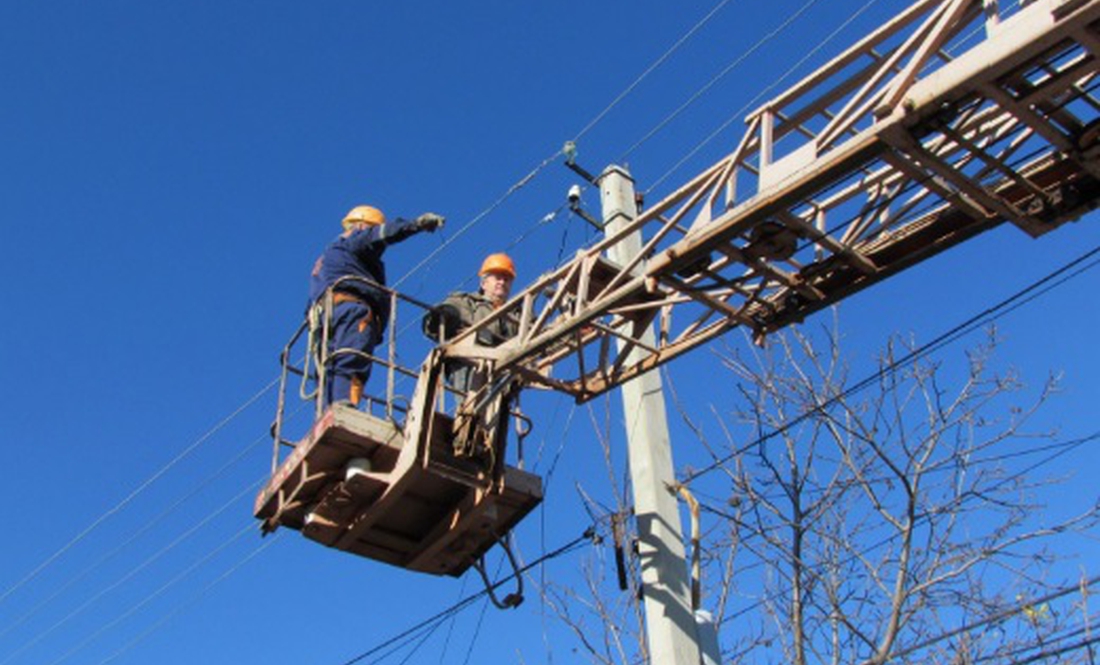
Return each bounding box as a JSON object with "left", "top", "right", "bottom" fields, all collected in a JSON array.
[
  {"left": 680, "top": 242, "right": 1100, "bottom": 485},
  {"left": 2, "top": 480, "right": 263, "bottom": 665},
  {"left": 0, "top": 376, "right": 278, "bottom": 608},
  {"left": 46, "top": 521, "right": 258, "bottom": 665},
  {"left": 875, "top": 574, "right": 1100, "bottom": 664},
  {"left": 702, "top": 437, "right": 1100, "bottom": 660},
  {"left": 96, "top": 532, "right": 280, "bottom": 665},
  {"left": 394, "top": 0, "right": 741, "bottom": 290},
  {"left": 393, "top": 149, "right": 564, "bottom": 289},
  {"left": 644, "top": 0, "right": 885, "bottom": 193},
  {"left": 571, "top": 0, "right": 737, "bottom": 143},
  {"left": 336, "top": 527, "right": 596, "bottom": 665},
  {"left": 0, "top": 430, "right": 270, "bottom": 642}
]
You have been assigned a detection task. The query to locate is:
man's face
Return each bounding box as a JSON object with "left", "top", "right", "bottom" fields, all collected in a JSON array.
[{"left": 481, "top": 271, "right": 513, "bottom": 304}]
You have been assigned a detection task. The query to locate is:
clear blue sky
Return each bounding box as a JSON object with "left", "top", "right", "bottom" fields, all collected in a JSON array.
[{"left": 3, "top": 1, "right": 1099, "bottom": 663}]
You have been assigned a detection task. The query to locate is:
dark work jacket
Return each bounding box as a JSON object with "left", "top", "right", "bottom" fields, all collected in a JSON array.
[
  {"left": 307, "top": 217, "right": 420, "bottom": 325},
  {"left": 427, "top": 291, "right": 520, "bottom": 346},
  {"left": 424, "top": 290, "right": 521, "bottom": 393}
]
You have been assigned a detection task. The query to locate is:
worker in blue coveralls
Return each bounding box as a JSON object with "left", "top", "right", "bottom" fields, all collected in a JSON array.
[{"left": 309, "top": 204, "right": 445, "bottom": 409}]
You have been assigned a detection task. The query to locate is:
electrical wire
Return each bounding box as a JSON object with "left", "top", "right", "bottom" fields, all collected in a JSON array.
[
  {"left": 878, "top": 574, "right": 1100, "bottom": 664},
  {"left": 334, "top": 527, "right": 595, "bottom": 665},
  {"left": 95, "top": 532, "right": 281, "bottom": 665},
  {"left": 571, "top": 0, "right": 737, "bottom": 144},
  {"left": 0, "top": 376, "right": 278, "bottom": 609},
  {"left": 643, "top": 0, "right": 886, "bottom": 193},
  {"left": 687, "top": 431, "right": 1100, "bottom": 513},
  {"left": 0, "top": 430, "right": 269, "bottom": 641},
  {"left": 45, "top": 520, "right": 258, "bottom": 665},
  {"left": 600, "top": 241, "right": 1100, "bottom": 660},
  {"left": 11, "top": 4, "right": 840, "bottom": 645},
  {"left": 392, "top": 0, "right": 743, "bottom": 292},
  {"left": 619, "top": 0, "right": 847, "bottom": 163},
  {"left": 1, "top": 479, "right": 263, "bottom": 665},
  {"left": 700, "top": 441, "right": 1100, "bottom": 663},
  {"left": 14, "top": 3, "right": 1086, "bottom": 662},
  {"left": 435, "top": 576, "right": 470, "bottom": 665},
  {"left": 392, "top": 148, "right": 565, "bottom": 290},
  {"left": 678, "top": 242, "right": 1100, "bottom": 485},
  {"left": 370, "top": 5, "right": 1099, "bottom": 663}
]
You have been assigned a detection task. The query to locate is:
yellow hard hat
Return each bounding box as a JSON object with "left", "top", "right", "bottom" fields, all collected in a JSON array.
[
  {"left": 342, "top": 205, "right": 385, "bottom": 228},
  {"left": 479, "top": 253, "right": 516, "bottom": 279}
]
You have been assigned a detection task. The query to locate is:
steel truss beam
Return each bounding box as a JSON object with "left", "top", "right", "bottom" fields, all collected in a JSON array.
[{"left": 445, "top": 0, "right": 1100, "bottom": 403}]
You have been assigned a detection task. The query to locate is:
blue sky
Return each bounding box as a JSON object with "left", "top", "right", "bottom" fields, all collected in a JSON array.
[{"left": 3, "top": 1, "right": 1099, "bottom": 664}]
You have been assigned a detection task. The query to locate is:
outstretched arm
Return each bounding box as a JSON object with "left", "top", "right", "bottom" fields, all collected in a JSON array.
[{"left": 381, "top": 212, "right": 445, "bottom": 245}]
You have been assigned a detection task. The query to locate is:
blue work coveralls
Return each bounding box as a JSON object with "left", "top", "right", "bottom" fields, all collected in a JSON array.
[{"left": 309, "top": 217, "right": 423, "bottom": 407}]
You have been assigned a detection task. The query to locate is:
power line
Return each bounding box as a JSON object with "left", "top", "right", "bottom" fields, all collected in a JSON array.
[
  {"left": 643, "top": 0, "right": 885, "bottom": 193},
  {"left": 392, "top": 148, "right": 565, "bottom": 290},
  {"left": 701, "top": 437, "right": 1100, "bottom": 662},
  {"left": 335, "top": 527, "right": 596, "bottom": 665},
  {"left": 0, "top": 377, "right": 277, "bottom": 609},
  {"left": 2, "top": 480, "right": 262, "bottom": 665},
  {"left": 393, "top": 0, "right": 741, "bottom": 292},
  {"left": 45, "top": 521, "right": 257, "bottom": 665},
  {"left": 620, "top": 0, "right": 846, "bottom": 163},
  {"left": 95, "top": 532, "right": 281, "bottom": 665},
  {"left": 571, "top": 0, "right": 737, "bottom": 144},
  {"left": 20, "top": 3, "right": 1087, "bottom": 662},
  {"left": 688, "top": 431, "right": 1100, "bottom": 513},
  {"left": 610, "top": 242, "right": 1100, "bottom": 659},
  {"left": 878, "top": 574, "right": 1100, "bottom": 664},
  {"left": 679, "top": 242, "right": 1100, "bottom": 485},
  {"left": 0, "top": 431, "right": 267, "bottom": 641},
  {"left": 24, "top": 6, "right": 862, "bottom": 649}
]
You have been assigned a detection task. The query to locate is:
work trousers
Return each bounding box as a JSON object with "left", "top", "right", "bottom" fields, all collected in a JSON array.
[{"left": 324, "top": 301, "right": 379, "bottom": 408}]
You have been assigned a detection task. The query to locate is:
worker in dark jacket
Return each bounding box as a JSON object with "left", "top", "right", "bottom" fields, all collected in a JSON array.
[
  {"left": 311, "top": 204, "right": 444, "bottom": 408},
  {"left": 424, "top": 253, "right": 518, "bottom": 392}
]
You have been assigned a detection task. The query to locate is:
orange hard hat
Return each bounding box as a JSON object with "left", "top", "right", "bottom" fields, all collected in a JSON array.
[
  {"left": 479, "top": 253, "right": 516, "bottom": 279},
  {"left": 342, "top": 205, "right": 385, "bottom": 228}
]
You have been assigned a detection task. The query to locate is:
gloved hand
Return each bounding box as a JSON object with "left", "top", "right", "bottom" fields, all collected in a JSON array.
[
  {"left": 415, "top": 212, "right": 445, "bottom": 232},
  {"left": 422, "top": 303, "right": 462, "bottom": 340}
]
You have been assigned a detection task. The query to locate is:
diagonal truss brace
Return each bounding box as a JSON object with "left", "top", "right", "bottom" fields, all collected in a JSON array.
[{"left": 443, "top": 0, "right": 1100, "bottom": 403}]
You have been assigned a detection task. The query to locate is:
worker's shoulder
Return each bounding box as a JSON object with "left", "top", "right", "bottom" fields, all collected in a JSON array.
[{"left": 443, "top": 290, "right": 486, "bottom": 304}]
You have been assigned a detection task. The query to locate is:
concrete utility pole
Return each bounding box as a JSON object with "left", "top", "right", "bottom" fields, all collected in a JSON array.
[{"left": 599, "top": 165, "right": 701, "bottom": 665}]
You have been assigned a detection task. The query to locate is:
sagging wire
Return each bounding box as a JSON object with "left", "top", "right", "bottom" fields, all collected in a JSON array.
[
  {"left": 571, "top": 0, "right": 738, "bottom": 144},
  {"left": 0, "top": 426, "right": 273, "bottom": 641},
  {"left": 45, "top": 520, "right": 260, "bottom": 665},
  {"left": 2, "top": 479, "right": 265, "bottom": 665},
  {"left": 643, "top": 0, "right": 886, "bottom": 194},
  {"left": 0, "top": 375, "right": 279, "bottom": 609},
  {"left": 677, "top": 241, "right": 1100, "bottom": 487},
  {"left": 96, "top": 531, "right": 281, "bottom": 665},
  {"left": 392, "top": 0, "right": 740, "bottom": 294},
  {"left": 335, "top": 527, "right": 598, "bottom": 665}
]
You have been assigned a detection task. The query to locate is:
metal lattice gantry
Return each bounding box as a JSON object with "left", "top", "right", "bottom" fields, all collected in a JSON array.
[{"left": 444, "top": 0, "right": 1100, "bottom": 403}]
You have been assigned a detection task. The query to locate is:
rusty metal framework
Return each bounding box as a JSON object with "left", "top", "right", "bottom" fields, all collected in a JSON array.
[{"left": 445, "top": 0, "right": 1100, "bottom": 403}]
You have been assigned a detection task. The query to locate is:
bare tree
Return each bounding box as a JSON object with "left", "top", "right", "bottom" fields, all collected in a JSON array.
[{"left": 538, "top": 322, "right": 1100, "bottom": 664}]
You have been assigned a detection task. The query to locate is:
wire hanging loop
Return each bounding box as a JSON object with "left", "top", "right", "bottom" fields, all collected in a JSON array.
[
  {"left": 473, "top": 532, "right": 525, "bottom": 610},
  {"left": 511, "top": 401, "right": 533, "bottom": 470}
]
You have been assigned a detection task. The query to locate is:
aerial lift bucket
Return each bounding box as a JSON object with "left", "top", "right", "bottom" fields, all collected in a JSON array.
[{"left": 254, "top": 349, "right": 543, "bottom": 578}]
